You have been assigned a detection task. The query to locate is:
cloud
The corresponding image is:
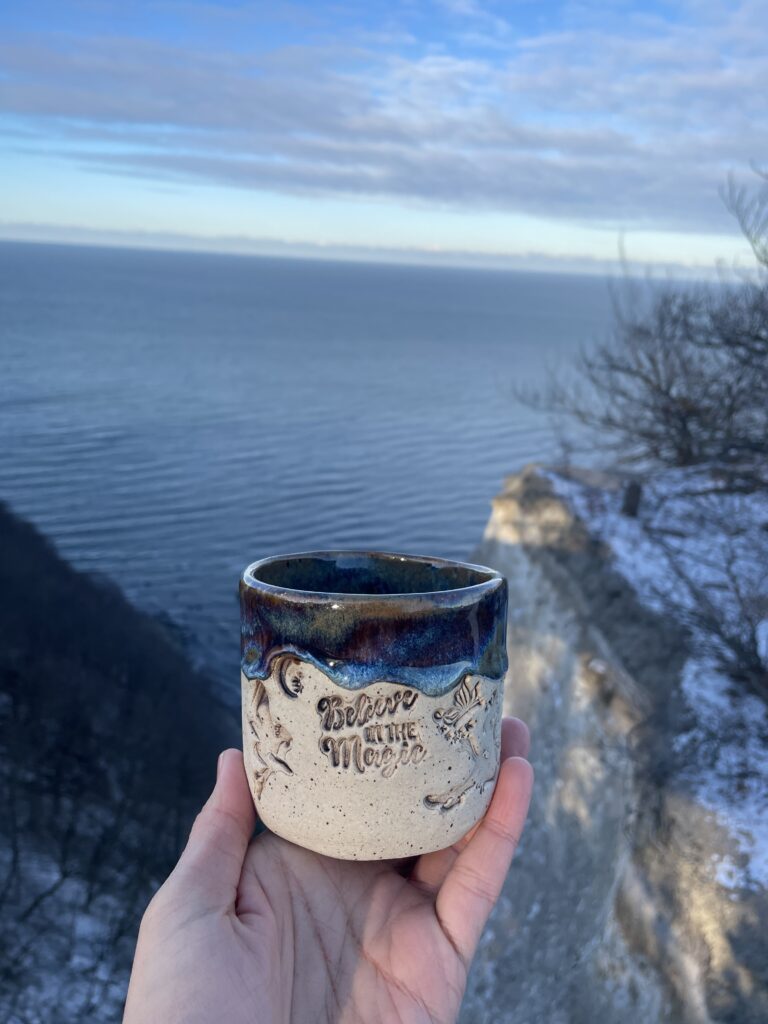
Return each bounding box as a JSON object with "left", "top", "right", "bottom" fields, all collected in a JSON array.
[
  {"left": 434, "top": 0, "right": 511, "bottom": 36},
  {"left": 0, "top": 1, "right": 766, "bottom": 234}
]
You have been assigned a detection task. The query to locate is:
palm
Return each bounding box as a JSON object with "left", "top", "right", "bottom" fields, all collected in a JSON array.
[
  {"left": 124, "top": 720, "right": 532, "bottom": 1024},
  {"left": 237, "top": 835, "right": 466, "bottom": 1023}
]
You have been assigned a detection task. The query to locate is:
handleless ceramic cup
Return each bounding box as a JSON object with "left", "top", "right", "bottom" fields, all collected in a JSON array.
[{"left": 240, "top": 550, "right": 508, "bottom": 860}]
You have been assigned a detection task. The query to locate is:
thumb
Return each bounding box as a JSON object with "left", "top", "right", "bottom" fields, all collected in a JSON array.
[{"left": 171, "top": 748, "right": 257, "bottom": 910}]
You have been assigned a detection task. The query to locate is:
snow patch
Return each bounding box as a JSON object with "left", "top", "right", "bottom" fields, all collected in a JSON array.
[{"left": 547, "top": 467, "right": 768, "bottom": 891}]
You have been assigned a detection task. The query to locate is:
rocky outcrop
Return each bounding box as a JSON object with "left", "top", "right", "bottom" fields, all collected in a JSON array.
[{"left": 462, "top": 465, "right": 768, "bottom": 1024}]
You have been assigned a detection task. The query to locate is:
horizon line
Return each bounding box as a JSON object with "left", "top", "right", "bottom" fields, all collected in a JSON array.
[{"left": 0, "top": 221, "right": 755, "bottom": 283}]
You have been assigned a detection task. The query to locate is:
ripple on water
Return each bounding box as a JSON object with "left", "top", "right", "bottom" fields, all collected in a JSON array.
[{"left": 0, "top": 242, "right": 615, "bottom": 699}]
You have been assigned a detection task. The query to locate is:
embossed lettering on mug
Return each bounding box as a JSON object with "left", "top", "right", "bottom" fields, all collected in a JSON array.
[{"left": 317, "top": 688, "right": 428, "bottom": 778}]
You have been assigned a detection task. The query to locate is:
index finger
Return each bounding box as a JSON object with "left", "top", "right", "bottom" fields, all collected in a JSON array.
[
  {"left": 410, "top": 717, "right": 530, "bottom": 895},
  {"left": 434, "top": 755, "right": 533, "bottom": 968}
]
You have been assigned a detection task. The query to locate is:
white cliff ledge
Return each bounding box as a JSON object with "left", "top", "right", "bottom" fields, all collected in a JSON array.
[{"left": 461, "top": 464, "right": 768, "bottom": 1024}]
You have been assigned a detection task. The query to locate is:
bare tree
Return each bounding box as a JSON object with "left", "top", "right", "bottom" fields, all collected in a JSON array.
[
  {"left": 520, "top": 167, "right": 768, "bottom": 695},
  {"left": 522, "top": 168, "right": 768, "bottom": 487},
  {"left": 723, "top": 166, "right": 768, "bottom": 269},
  {"left": 645, "top": 494, "right": 768, "bottom": 701}
]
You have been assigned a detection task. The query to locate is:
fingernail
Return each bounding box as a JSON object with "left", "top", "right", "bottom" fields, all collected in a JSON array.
[{"left": 217, "top": 751, "right": 224, "bottom": 779}]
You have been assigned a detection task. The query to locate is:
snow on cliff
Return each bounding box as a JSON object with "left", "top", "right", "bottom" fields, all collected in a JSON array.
[{"left": 546, "top": 467, "right": 768, "bottom": 891}]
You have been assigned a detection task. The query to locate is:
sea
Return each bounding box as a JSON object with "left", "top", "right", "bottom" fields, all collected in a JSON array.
[{"left": 0, "top": 240, "right": 617, "bottom": 700}]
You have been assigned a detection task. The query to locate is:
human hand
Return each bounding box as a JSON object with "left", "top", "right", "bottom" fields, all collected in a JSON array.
[{"left": 123, "top": 717, "right": 533, "bottom": 1024}]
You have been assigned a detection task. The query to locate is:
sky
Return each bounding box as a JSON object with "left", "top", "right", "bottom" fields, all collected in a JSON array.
[{"left": 1, "top": 0, "right": 767, "bottom": 273}]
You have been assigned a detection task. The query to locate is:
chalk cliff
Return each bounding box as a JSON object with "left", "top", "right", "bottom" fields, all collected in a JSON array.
[{"left": 463, "top": 465, "right": 767, "bottom": 1024}]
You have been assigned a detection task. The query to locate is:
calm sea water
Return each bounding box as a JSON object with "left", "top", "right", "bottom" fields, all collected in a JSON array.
[{"left": 0, "top": 241, "right": 616, "bottom": 699}]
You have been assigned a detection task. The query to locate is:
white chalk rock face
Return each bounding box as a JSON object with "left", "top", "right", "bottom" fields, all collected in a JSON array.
[{"left": 242, "top": 657, "right": 504, "bottom": 860}]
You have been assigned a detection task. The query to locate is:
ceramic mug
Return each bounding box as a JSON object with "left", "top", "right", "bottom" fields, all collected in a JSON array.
[{"left": 240, "top": 550, "right": 508, "bottom": 860}]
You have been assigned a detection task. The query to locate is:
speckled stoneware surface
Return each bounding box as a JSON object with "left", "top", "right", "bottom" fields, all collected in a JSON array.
[{"left": 240, "top": 551, "right": 508, "bottom": 860}]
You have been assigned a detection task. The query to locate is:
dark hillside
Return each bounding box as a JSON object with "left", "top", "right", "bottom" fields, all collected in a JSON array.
[{"left": 0, "top": 502, "right": 238, "bottom": 1022}]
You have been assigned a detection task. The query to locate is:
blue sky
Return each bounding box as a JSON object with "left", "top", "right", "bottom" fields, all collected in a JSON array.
[{"left": 1, "top": 0, "right": 767, "bottom": 272}]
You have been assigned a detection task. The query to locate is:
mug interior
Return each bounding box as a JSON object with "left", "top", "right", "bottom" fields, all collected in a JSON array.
[{"left": 249, "top": 551, "right": 496, "bottom": 596}]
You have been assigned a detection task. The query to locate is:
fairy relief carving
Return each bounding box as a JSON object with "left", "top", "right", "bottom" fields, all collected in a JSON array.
[
  {"left": 247, "top": 678, "right": 293, "bottom": 798},
  {"left": 433, "top": 676, "right": 498, "bottom": 758},
  {"left": 426, "top": 676, "right": 501, "bottom": 812}
]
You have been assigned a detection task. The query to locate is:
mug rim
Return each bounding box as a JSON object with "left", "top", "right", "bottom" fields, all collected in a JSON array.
[{"left": 242, "top": 548, "right": 502, "bottom": 600}]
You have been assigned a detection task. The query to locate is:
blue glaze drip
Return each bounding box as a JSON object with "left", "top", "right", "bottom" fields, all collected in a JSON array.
[
  {"left": 241, "top": 643, "right": 496, "bottom": 694},
  {"left": 240, "top": 550, "right": 509, "bottom": 696}
]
